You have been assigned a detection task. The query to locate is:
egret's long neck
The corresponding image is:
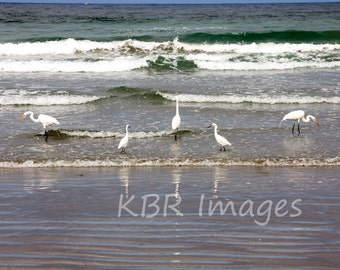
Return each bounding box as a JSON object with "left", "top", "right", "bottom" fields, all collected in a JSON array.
[
  {"left": 28, "top": 112, "right": 39, "bottom": 123},
  {"left": 175, "top": 99, "right": 179, "bottom": 115},
  {"left": 126, "top": 126, "right": 129, "bottom": 135},
  {"left": 214, "top": 125, "right": 218, "bottom": 136},
  {"left": 302, "top": 115, "right": 312, "bottom": 123}
]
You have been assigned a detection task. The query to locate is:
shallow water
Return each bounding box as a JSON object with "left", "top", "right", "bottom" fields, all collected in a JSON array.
[
  {"left": 1, "top": 69, "right": 339, "bottom": 167},
  {"left": 0, "top": 166, "right": 339, "bottom": 269},
  {"left": 0, "top": 3, "right": 339, "bottom": 167}
]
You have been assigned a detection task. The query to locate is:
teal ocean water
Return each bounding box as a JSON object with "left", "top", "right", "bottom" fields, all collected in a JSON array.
[{"left": 0, "top": 3, "right": 339, "bottom": 167}]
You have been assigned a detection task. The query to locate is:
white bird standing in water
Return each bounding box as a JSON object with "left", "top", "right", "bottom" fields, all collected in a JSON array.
[
  {"left": 171, "top": 96, "right": 181, "bottom": 141},
  {"left": 280, "top": 110, "right": 319, "bottom": 136},
  {"left": 208, "top": 123, "right": 231, "bottom": 151},
  {"left": 19, "top": 111, "right": 59, "bottom": 137},
  {"left": 118, "top": 124, "right": 130, "bottom": 153}
]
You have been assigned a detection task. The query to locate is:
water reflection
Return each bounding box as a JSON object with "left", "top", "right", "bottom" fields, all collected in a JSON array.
[
  {"left": 118, "top": 167, "right": 130, "bottom": 198},
  {"left": 172, "top": 168, "right": 181, "bottom": 200},
  {"left": 213, "top": 167, "right": 229, "bottom": 198},
  {"left": 23, "top": 171, "right": 57, "bottom": 193}
]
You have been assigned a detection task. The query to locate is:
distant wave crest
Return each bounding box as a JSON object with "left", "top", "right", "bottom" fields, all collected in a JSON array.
[
  {"left": 181, "top": 30, "right": 340, "bottom": 44},
  {"left": 158, "top": 92, "right": 340, "bottom": 105},
  {"left": 0, "top": 89, "right": 101, "bottom": 106}
]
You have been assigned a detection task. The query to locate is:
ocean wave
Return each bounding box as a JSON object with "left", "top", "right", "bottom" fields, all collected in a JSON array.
[
  {"left": 0, "top": 37, "right": 339, "bottom": 56},
  {"left": 1, "top": 58, "right": 338, "bottom": 73},
  {"left": 0, "top": 89, "right": 101, "bottom": 106},
  {"left": 1, "top": 56, "right": 338, "bottom": 74},
  {"left": 0, "top": 37, "right": 339, "bottom": 72},
  {"left": 158, "top": 92, "right": 340, "bottom": 105},
  {"left": 1, "top": 157, "right": 339, "bottom": 168},
  {"left": 0, "top": 58, "right": 148, "bottom": 73},
  {"left": 59, "top": 129, "right": 172, "bottom": 139},
  {"left": 181, "top": 30, "right": 340, "bottom": 44},
  {"left": 14, "top": 29, "right": 340, "bottom": 44}
]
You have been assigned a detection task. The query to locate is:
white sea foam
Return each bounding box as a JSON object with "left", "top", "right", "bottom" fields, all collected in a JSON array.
[
  {"left": 193, "top": 58, "right": 339, "bottom": 71},
  {"left": 158, "top": 92, "right": 340, "bottom": 104},
  {"left": 60, "top": 129, "right": 171, "bottom": 139},
  {"left": 0, "top": 89, "right": 101, "bottom": 105},
  {"left": 0, "top": 38, "right": 339, "bottom": 72},
  {"left": 1, "top": 38, "right": 339, "bottom": 56},
  {"left": 0, "top": 58, "right": 149, "bottom": 73},
  {"left": 1, "top": 157, "right": 339, "bottom": 168},
  {"left": 0, "top": 38, "right": 114, "bottom": 55},
  {"left": 1, "top": 56, "right": 337, "bottom": 73}
]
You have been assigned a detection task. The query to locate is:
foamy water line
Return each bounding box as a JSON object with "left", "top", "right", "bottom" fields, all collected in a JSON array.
[
  {"left": 1, "top": 91, "right": 339, "bottom": 106},
  {"left": 0, "top": 93, "right": 101, "bottom": 106},
  {"left": 59, "top": 129, "right": 171, "bottom": 139},
  {"left": 1, "top": 157, "right": 339, "bottom": 168},
  {"left": 159, "top": 92, "right": 340, "bottom": 104}
]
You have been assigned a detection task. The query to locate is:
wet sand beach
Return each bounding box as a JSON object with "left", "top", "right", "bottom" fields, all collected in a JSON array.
[{"left": 0, "top": 166, "right": 339, "bottom": 269}]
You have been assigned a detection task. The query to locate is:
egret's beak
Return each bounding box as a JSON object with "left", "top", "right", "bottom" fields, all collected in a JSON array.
[
  {"left": 19, "top": 114, "right": 26, "bottom": 122},
  {"left": 313, "top": 118, "right": 319, "bottom": 126},
  {"left": 207, "top": 125, "right": 212, "bottom": 128}
]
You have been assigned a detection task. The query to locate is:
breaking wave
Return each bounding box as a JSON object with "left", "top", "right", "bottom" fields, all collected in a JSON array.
[
  {"left": 2, "top": 88, "right": 338, "bottom": 107},
  {"left": 1, "top": 36, "right": 339, "bottom": 56},
  {"left": 0, "top": 38, "right": 339, "bottom": 72}
]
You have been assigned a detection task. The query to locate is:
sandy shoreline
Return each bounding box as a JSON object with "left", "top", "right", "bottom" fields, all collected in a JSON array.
[{"left": 0, "top": 166, "right": 339, "bottom": 269}]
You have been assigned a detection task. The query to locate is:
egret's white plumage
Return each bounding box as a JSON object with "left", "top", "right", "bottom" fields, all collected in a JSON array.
[
  {"left": 171, "top": 96, "right": 181, "bottom": 141},
  {"left": 280, "top": 110, "right": 319, "bottom": 136},
  {"left": 19, "top": 111, "right": 59, "bottom": 136},
  {"left": 118, "top": 124, "right": 130, "bottom": 153},
  {"left": 208, "top": 123, "right": 231, "bottom": 151}
]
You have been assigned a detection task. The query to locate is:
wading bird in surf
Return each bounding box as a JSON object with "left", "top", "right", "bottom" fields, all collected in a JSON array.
[
  {"left": 280, "top": 110, "right": 319, "bottom": 136},
  {"left": 19, "top": 111, "right": 59, "bottom": 138},
  {"left": 118, "top": 124, "right": 130, "bottom": 153},
  {"left": 208, "top": 123, "right": 231, "bottom": 151},
  {"left": 171, "top": 96, "right": 181, "bottom": 141}
]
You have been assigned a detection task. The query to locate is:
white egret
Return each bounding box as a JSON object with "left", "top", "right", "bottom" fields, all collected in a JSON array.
[
  {"left": 208, "top": 123, "right": 231, "bottom": 151},
  {"left": 280, "top": 110, "right": 319, "bottom": 136},
  {"left": 19, "top": 111, "right": 59, "bottom": 137},
  {"left": 118, "top": 124, "right": 130, "bottom": 153},
  {"left": 171, "top": 96, "right": 181, "bottom": 141}
]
